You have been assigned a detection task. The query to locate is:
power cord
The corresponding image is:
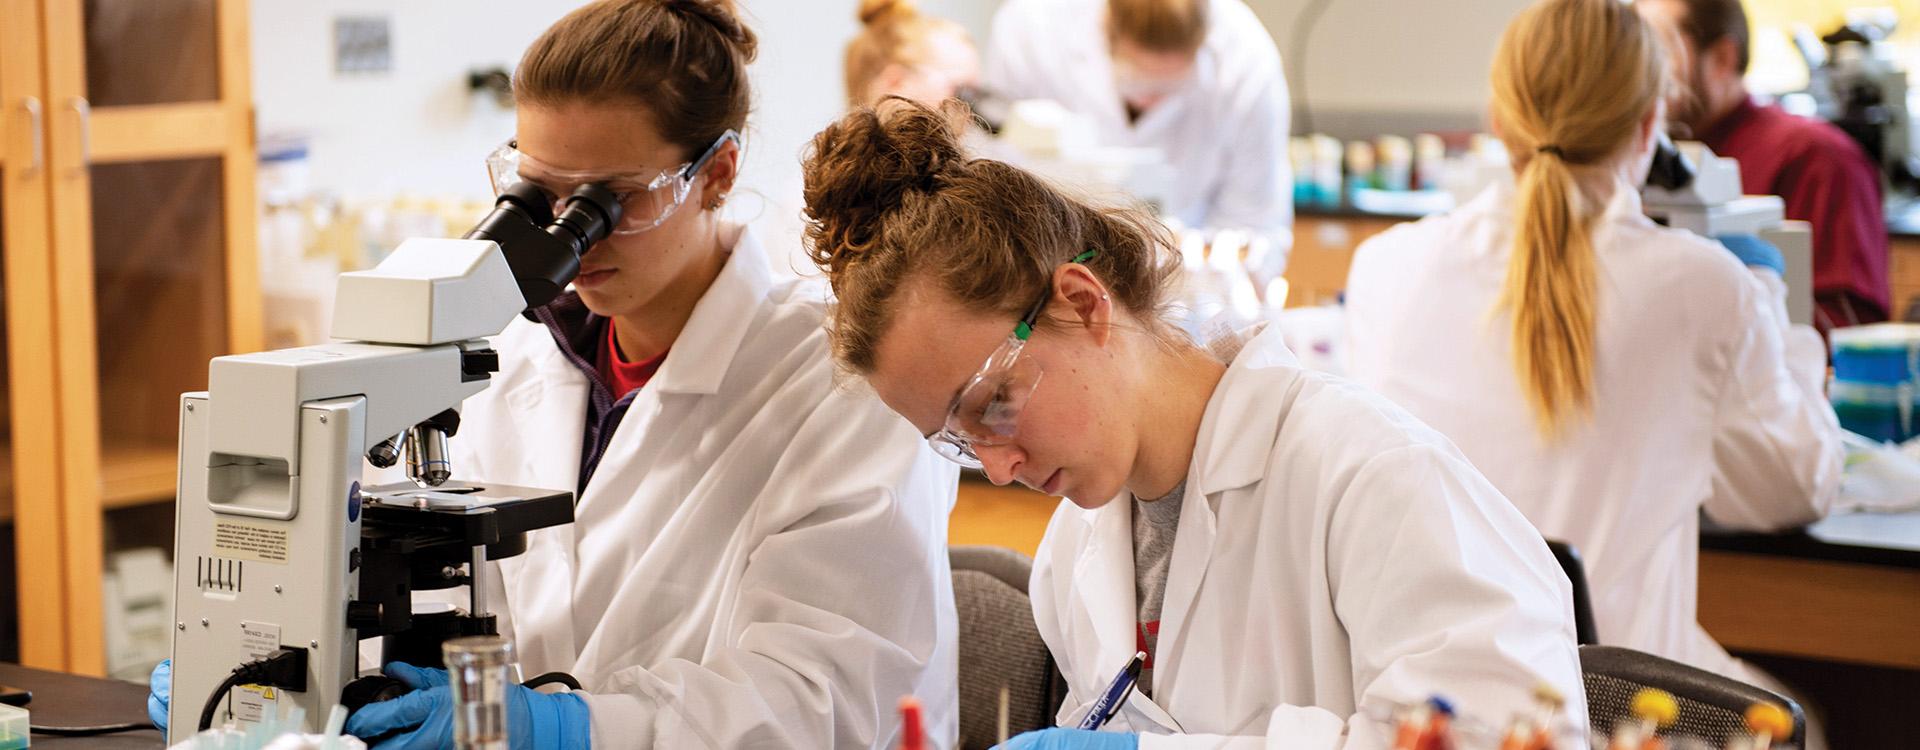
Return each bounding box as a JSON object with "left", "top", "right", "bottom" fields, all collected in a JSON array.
[
  {"left": 198, "top": 647, "right": 309, "bottom": 732},
  {"left": 520, "top": 671, "right": 582, "bottom": 691}
]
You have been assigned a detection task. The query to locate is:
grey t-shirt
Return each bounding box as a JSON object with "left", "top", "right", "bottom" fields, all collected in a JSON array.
[{"left": 1132, "top": 479, "right": 1186, "bottom": 697}]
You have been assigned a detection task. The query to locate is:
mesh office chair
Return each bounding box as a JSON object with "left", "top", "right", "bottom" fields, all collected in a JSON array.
[
  {"left": 1581, "top": 645, "right": 1805, "bottom": 747},
  {"left": 1544, "top": 539, "right": 1599, "bottom": 646},
  {"left": 950, "top": 545, "right": 1069, "bottom": 750}
]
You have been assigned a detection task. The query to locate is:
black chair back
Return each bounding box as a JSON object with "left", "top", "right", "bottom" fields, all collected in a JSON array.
[
  {"left": 1545, "top": 539, "right": 1600, "bottom": 646},
  {"left": 1581, "top": 645, "right": 1805, "bottom": 747},
  {"left": 949, "top": 546, "right": 1068, "bottom": 749}
]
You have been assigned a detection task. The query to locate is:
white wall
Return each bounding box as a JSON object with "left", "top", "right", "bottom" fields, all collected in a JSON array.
[
  {"left": 250, "top": 1, "right": 578, "bottom": 201},
  {"left": 1246, "top": 0, "right": 1528, "bottom": 120},
  {"left": 251, "top": 0, "right": 1525, "bottom": 243}
]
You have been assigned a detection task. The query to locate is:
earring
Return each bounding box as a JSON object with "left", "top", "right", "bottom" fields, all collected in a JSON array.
[{"left": 707, "top": 195, "right": 727, "bottom": 211}]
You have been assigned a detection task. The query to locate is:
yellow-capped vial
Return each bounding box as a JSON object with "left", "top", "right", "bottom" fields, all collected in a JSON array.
[{"left": 1630, "top": 688, "right": 1679, "bottom": 727}]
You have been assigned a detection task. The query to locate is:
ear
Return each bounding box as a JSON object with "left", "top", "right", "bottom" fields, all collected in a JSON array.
[
  {"left": 1706, "top": 36, "right": 1741, "bottom": 80},
  {"left": 1047, "top": 260, "right": 1116, "bottom": 347},
  {"left": 697, "top": 137, "right": 742, "bottom": 208},
  {"left": 1639, "top": 98, "right": 1662, "bottom": 152}
]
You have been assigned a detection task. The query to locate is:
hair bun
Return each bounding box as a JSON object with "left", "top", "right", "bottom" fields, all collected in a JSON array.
[
  {"left": 803, "top": 98, "right": 968, "bottom": 275},
  {"left": 858, "top": 0, "right": 918, "bottom": 26},
  {"left": 665, "top": 0, "right": 759, "bottom": 62}
]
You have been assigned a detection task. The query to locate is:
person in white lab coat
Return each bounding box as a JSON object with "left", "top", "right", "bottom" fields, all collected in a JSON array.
[
  {"left": 843, "top": 0, "right": 979, "bottom": 110},
  {"left": 982, "top": 0, "right": 1293, "bottom": 262},
  {"left": 1344, "top": 0, "right": 1841, "bottom": 707},
  {"left": 797, "top": 98, "right": 1584, "bottom": 749},
  {"left": 317, "top": 1, "right": 959, "bottom": 747}
]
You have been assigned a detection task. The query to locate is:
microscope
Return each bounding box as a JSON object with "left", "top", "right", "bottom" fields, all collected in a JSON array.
[
  {"left": 165, "top": 181, "right": 620, "bottom": 743},
  {"left": 1643, "top": 138, "right": 1816, "bottom": 326},
  {"left": 1795, "top": 13, "right": 1920, "bottom": 192}
]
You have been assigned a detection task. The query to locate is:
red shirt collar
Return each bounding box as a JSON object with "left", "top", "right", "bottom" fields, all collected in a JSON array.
[{"left": 599, "top": 319, "right": 669, "bottom": 398}]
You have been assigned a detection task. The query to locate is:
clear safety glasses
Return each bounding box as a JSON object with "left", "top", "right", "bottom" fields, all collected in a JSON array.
[
  {"left": 928, "top": 250, "right": 1098, "bottom": 469},
  {"left": 485, "top": 130, "right": 739, "bottom": 236}
]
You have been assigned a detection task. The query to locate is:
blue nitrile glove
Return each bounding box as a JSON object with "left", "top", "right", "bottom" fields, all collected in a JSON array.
[
  {"left": 998, "top": 728, "right": 1139, "bottom": 749},
  {"left": 147, "top": 659, "right": 171, "bottom": 730},
  {"left": 343, "top": 662, "right": 592, "bottom": 750},
  {"left": 1717, "top": 233, "right": 1786, "bottom": 277}
]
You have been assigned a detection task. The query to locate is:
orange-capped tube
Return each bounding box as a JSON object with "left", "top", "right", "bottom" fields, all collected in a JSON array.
[{"left": 1745, "top": 703, "right": 1791, "bottom": 750}]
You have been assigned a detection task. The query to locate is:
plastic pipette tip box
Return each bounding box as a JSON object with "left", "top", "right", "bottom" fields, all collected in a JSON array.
[{"left": 0, "top": 703, "right": 26, "bottom": 749}]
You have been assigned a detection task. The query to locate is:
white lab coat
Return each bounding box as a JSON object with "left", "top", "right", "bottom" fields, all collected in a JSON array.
[
  {"left": 1343, "top": 184, "right": 1843, "bottom": 682},
  {"left": 1031, "top": 326, "right": 1586, "bottom": 749},
  {"left": 983, "top": 0, "right": 1293, "bottom": 259},
  {"left": 443, "top": 228, "right": 961, "bottom": 748}
]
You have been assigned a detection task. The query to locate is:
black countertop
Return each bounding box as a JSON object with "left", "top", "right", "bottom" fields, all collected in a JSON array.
[
  {"left": 1700, "top": 511, "right": 1920, "bottom": 569},
  {"left": 0, "top": 662, "right": 159, "bottom": 748}
]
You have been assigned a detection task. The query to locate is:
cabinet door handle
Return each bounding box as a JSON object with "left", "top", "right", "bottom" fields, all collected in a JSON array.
[
  {"left": 67, "top": 97, "right": 89, "bottom": 177},
  {"left": 22, "top": 97, "right": 43, "bottom": 177}
]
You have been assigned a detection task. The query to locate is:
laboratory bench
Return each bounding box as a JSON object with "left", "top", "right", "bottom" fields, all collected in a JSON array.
[
  {"left": 0, "top": 662, "right": 158, "bottom": 747},
  {"left": 1296, "top": 202, "right": 1920, "bottom": 319}
]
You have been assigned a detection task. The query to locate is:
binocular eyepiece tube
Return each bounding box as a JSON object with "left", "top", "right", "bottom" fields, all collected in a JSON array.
[{"left": 464, "top": 182, "right": 625, "bottom": 310}]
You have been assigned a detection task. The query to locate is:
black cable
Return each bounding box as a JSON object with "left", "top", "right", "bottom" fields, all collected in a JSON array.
[
  {"left": 1288, "top": 0, "right": 1338, "bottom": 135},
  {"left": 520, "top": 671, "right": 583, "bottom": 691},
  {"left": 197, "top": 647, "right": 310, "bottom": 732},
  {"left": 31, "top": 722, "right": 153, "bottom": 736},
  {"left": 198, "top": 670, "right": 250, "bottom": 733}
]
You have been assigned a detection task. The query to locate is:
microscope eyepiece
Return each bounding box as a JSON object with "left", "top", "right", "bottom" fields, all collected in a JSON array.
[
  {"left": 464, "top": 182, "right": 621, "bottom": 310},
  {"left": 548, "top": 183, "right": 622, "bottom": 257}
]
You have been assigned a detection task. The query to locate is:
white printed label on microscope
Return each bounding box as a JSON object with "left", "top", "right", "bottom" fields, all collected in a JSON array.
[
  {"left": 213, "top": 519, "right": 290, "bottom": 564},
  {"left": 240, "top": 621, "right": 281, "bottom": 661},
  {"left": 233, "top": 684, "right": 278, "bottom": 724}
]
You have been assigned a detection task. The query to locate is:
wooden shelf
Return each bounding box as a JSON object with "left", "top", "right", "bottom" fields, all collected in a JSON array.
[{"left": 100, "top": 443, "right": 175, "bottom": 509}]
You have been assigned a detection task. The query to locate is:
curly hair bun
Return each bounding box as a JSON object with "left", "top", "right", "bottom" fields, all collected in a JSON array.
[
  {"left": 801, "top": 97, "right": 968, "bottom": 274},
  {"left": 857, "top": 0, "right": 918, "bottom": 26}
]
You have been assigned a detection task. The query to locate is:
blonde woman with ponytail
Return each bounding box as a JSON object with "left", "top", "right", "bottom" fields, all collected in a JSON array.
[{"left": 1346, "top": 0, "right": 1842, "bottom": 695}]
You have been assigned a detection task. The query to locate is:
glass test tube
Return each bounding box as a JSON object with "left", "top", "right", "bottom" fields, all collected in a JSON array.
[{"left": 444, "top": 635, "right": 514, "bottom": 750}]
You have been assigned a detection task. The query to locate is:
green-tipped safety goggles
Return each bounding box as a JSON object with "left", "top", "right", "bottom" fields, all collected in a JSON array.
[{"left": 928, "top": 249, "right": 1099, "bottom": 469}]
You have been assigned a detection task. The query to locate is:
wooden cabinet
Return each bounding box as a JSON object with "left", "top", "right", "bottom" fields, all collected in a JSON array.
[
  {"left": 1283, "top": 214, "right": 1405, "bottom": 308},
  {"left": 1, "top": 0, "right": 258, "bottom": 674},
  {"left": 1889, "top": 236, "right": 1920, "bottom": 318}
]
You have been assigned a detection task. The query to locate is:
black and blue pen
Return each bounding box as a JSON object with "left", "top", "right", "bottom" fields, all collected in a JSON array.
[{"left": 1076, "top": 651, "right": 1147, "bottom": 730}]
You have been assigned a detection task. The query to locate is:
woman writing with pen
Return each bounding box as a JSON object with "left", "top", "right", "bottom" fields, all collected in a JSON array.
[{"left": 796, "top": 98, "right": 1585, "bottom": 748}]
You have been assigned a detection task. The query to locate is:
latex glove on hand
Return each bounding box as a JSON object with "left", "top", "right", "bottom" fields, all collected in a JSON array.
[
  {"left": 998, "top": 728, "right": 1140, "bottom": 749},
  {"left": 147, "top": 659, "right": 171, "bottom": 730},
  {"left": 343, "top": 662, "right": 592, "bottom": 750}
]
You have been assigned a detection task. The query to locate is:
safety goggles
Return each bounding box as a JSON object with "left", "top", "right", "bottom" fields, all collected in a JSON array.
[
  {"left": 928, "top": 249, "right": 1098, "bottom": 469},
  {"left": 1115, "top": 60, "right": 1193, "bottom": 98},
  {"left": 485, "top": 130, "right": 739, "bottom": 235}
]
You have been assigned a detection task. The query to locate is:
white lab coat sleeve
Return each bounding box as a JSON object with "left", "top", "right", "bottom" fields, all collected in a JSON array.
[
  {"left": 982, "top": 1, "right": 1041, "bottom": 101},
  {"left": 1702, "top": 269, "right": 1844, "bottom": 531},
  {"left": 578, "top": 385, "right": 958, "bottom": 749},
  {"left": 1203, "top": 50, "right": 1294, "bottom": 270},
  {"left": 1129, "top": 444, "right": 1585, "bottom": 749},
  {"left": 1323, "top": 445, "right": 1587, "bottom": 748}
]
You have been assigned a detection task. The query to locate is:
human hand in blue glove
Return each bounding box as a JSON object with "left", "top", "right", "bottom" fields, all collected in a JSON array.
[
  {"left": 147, "top": 659, "right": 171, "bottom": 730},
  {"left": 342, "top": 662, "right": 592, "bottom": 750},
  {"left": 997, "top": 728, "right": 1139, "bottom": 749}
]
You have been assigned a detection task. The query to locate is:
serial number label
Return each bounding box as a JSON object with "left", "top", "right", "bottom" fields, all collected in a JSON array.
[{"left": 213, "top": 520, "right": 290, "bottom": 564}]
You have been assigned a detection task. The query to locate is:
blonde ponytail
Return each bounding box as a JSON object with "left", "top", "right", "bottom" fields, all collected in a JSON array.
[{"left": 1489, "top": 0, "right": 1665, "bottom": 437}]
